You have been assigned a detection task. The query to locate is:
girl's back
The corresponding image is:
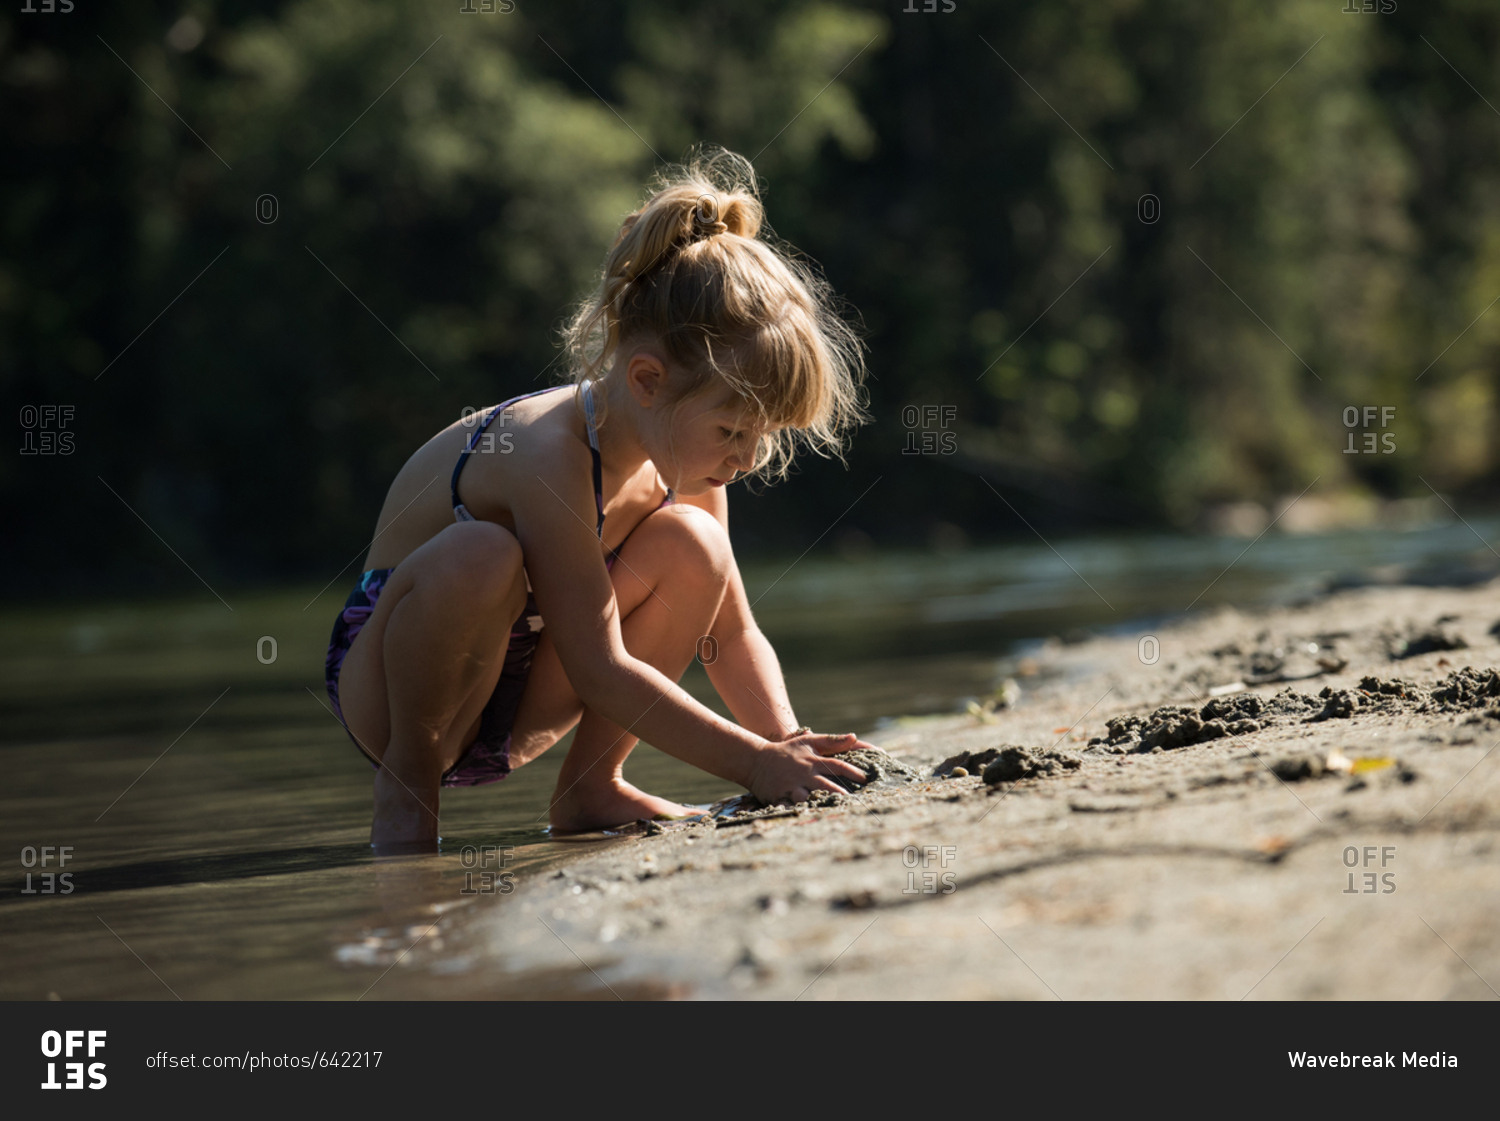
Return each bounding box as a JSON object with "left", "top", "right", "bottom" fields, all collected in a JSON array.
[{"left": 359, "top": 384, "right": 666, "bottom": 574}]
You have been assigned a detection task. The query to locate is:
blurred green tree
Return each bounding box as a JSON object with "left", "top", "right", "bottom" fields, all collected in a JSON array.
[{"left": 1, "top": 0, "right": 1497, "bottom": 594}]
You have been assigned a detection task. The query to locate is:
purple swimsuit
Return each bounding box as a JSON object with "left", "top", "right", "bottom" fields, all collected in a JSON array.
[{"left": 322, "top": 383, "right": 672, "bottom": 786}]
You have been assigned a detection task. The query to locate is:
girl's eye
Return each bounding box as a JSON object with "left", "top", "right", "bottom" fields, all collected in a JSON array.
[{"left": 720, "top": 427, "right": 737, "bottom": 440}]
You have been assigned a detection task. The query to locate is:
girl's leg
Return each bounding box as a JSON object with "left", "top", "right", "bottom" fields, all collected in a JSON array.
[
  {"left": 336, "top": 521, "right": 528, "bottom": 850},
  {"left": 505, "top": 504, "right": 734, "bottom": 831}
]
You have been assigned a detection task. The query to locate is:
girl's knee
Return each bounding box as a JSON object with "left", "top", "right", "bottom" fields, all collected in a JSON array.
[
  {"left": 636, "top": 504, "right": 732, "bottom": 582},
  {"left": 426, "top": 520, "right": 525, "bottom": 605}
]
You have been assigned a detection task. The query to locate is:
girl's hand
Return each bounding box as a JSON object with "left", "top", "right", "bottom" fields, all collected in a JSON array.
[{"left": 746, "top": 730, "right": 877, "bottom": 805}]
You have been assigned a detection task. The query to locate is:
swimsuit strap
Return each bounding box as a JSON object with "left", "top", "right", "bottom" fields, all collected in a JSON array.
[
  {"left": 581, "top": 380, "right": 606, "bottom": 538},
  {"left": 450, "top": 383, "right": 607, "bottom": 541},
  {"left": 451, "top": 385, "right": 568, "bottom": 522}
]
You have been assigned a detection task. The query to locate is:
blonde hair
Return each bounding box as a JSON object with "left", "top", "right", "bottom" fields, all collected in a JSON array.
[{"left": 561, "top": 148, "right": 868, "bottom": 483}]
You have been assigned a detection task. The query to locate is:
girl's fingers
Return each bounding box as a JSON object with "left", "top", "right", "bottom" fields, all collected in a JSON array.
[
  {"left": 782, "top": 769, "right": 863, "bottom": 802},
  {"left": 809, "top": 741, "right": 882, "bottom": 765},
  {"left": 822, "top": 759, "right": 869, "bottom": 783},
  {"left": 809, "top": 733, "right": 862, "bottom": 756},
  {"left": 811, "top": 775, "right": 852, "bottom": 795}
]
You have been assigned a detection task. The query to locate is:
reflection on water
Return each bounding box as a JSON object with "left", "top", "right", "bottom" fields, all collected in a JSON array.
[{"left": 1, "top": 518, "right": 1494, "bottom": 997}]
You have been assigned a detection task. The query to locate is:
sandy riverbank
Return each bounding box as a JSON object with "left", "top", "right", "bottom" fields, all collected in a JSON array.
[{"left": 379, "top": 578, "right": 1500, "bottom": 999}]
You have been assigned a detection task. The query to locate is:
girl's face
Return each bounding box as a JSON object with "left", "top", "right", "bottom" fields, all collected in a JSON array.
[{"left": 655, "top": 381, "right": 769, "bottom": 495}]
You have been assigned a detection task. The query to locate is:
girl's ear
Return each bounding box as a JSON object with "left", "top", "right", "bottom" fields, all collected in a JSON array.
[{"left": 624, "top": 350, "right": 670, "bottom": 407}]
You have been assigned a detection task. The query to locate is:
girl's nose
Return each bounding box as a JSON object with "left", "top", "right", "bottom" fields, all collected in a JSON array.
[{"left": 728, "top": 436, "right": 759, "bottom": 472}]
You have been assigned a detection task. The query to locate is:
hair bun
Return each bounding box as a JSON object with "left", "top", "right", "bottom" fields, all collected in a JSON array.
[{"left": 692, "top": 194, "right": 730, "bottom": 239}]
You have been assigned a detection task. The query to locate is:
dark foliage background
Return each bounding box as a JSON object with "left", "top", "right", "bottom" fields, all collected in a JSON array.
[{"left": 4, "top": 0, "right": 1498, "bottom": 595}]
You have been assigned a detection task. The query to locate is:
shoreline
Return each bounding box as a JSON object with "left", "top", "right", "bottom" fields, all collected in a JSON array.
[{"left": 370, "top": 577, "right": 1500, "bottom": 999}]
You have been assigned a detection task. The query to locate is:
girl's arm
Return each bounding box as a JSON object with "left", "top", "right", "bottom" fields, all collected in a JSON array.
[
  {"left": 707, "top": 612, "right": 800, "bottom": 740},
  {"left": 679, "top": 487, "right": 800, "bottom": 740},
  {"left": 506, "top": 437, "right": 867, "bottom": 801}
]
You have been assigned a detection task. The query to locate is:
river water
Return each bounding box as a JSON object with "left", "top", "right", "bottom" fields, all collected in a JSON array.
[{"left": 2, "top": 517, "right": 1494, "bottom": 997}]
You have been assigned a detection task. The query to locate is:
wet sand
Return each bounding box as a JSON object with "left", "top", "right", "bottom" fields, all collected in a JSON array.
[{"left": 370, "top": 579, "right": 1500, "bottom": 999}]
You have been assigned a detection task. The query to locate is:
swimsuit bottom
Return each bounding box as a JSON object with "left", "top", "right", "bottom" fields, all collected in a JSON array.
[{"left": 322, "top": 567, "right": 542, "bottom": 787}]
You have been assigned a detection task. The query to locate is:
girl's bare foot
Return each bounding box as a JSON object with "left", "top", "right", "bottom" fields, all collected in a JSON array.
[{"left": 549, "top": 777, "right": 704, "bottom": 833}]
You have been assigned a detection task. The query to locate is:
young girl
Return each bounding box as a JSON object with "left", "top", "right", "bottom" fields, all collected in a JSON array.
[{"left": 324, "top": 149, "right": 875, "bottom": 849}]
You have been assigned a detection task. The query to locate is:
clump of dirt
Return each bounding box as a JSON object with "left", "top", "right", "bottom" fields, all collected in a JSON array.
[
  {"left": 1428, "top": 666, "right": 1500, "bottom": 712},
  {"left": 1202, "top": 690, "right": 1325, "bottom": 723},
  {"left": 1089, "top": 688, "right": 1320, "bottom": 753},
  {"left": 981, "top": 745, "right": 1081, "bottom": 784},
  {"left": 1092, "top": 667, "right": 1500, "bottom": 752},
  {"left": 1308, "top": 675, "right": 1421, "bottom": 722},
  {"left": 1090, "top": 706, "right": 1215, "bottom": 752},
  {"left": 933, "top": 747, "right": 1002, "bottom": 777},
  {"left": 1383, "top": 618, "right": 1469, "bottom": 660},
  {"left": 832, "top": 748, "right": 922, "bottom": 790},
  {"left": 1313, "top": 668, "right": 1500, "bottom": 721},
  {"left": 1309, "top": 690, "right": 1359, "bottom": 720}
]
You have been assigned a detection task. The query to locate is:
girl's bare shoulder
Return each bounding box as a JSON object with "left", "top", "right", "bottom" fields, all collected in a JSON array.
[
  {"left": 450, "top": 386, "right": 592, "bottom": 523},
  {"left": 367, "top": 387, "right": 586, "bottom": 557}
]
